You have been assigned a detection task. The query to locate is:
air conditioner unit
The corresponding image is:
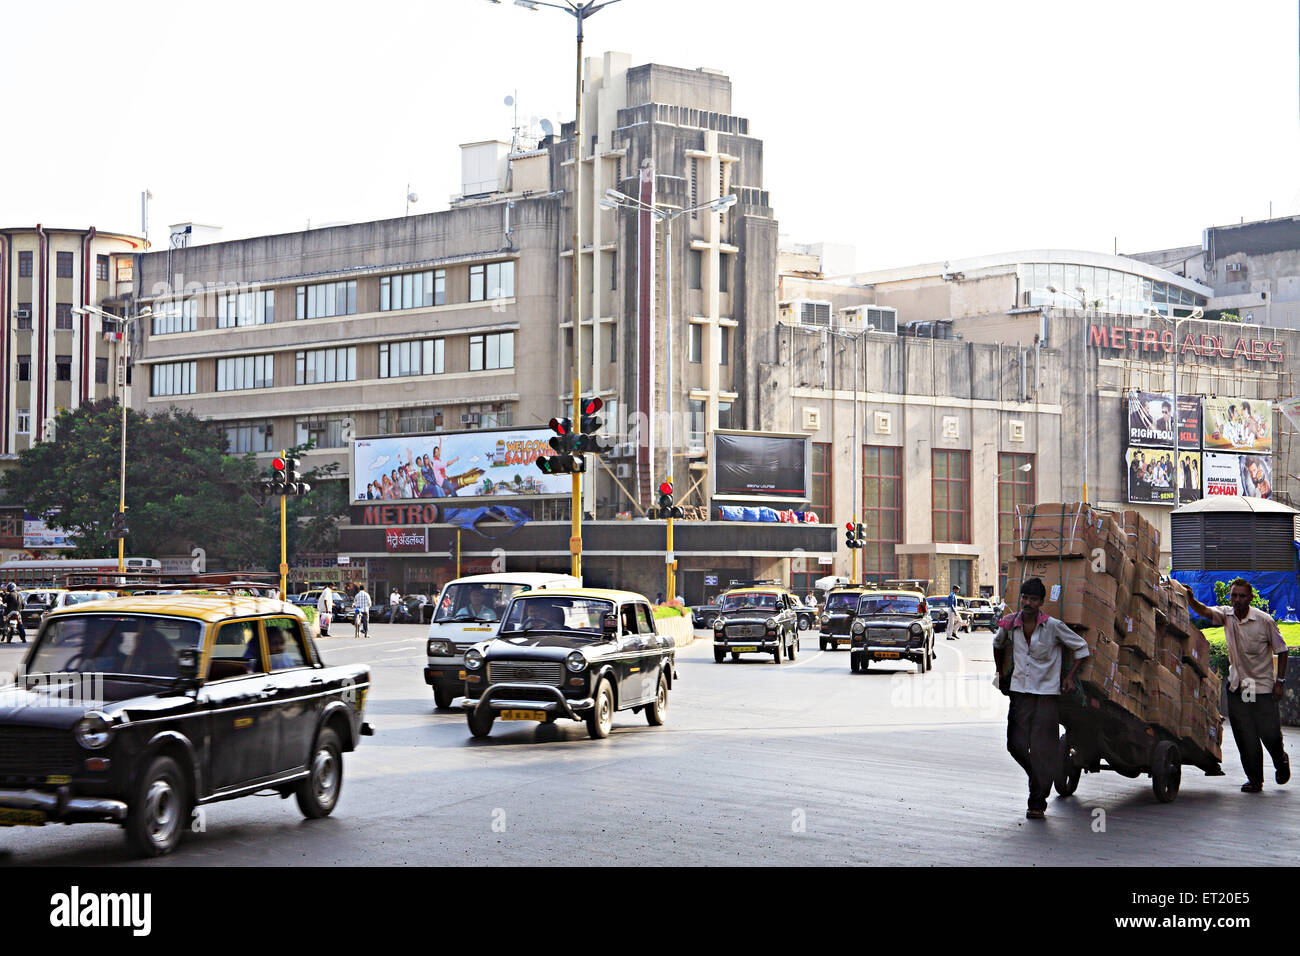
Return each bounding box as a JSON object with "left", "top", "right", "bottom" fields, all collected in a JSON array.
[
  {"left": 864, "top": 306, "right": 897, "bottom": 334},
  {"left": 616, "top": 442, "right": 636, "bottom": 458},
  {"left": 460, "top": 413, "right": 480, "bottom": 425},
  {"left": 780, "top": 299, "right": 832, "bottom": 327},
  {"left": 14, "top": 309, "right": 30, "bottom": 320},
  {"left": 614, "top": 463, "right": 632, "bottom": 479}
]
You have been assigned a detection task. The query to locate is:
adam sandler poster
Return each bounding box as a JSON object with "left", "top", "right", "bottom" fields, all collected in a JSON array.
[{"left": 353, "top": 429, "right": 573, "bottom": 501}]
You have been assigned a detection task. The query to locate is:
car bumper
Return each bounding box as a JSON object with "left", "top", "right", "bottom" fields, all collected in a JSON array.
[
  {"left": 0, "top": 787, "right": 127, "bottom": 824},
  {"left": 714, "top": 637, "right": 779, "bottom": 652},
  {"left": 460, "top": 683, "right": 593, "bottom": 721},
  {"left": 856, "top": 644, "right": 925, "bottom": 660},
  {"left": 820, "top": 633, "right": 851, "bottom": 643},
  {"left": 424, "top": 663, "right": 465, "bottom": 687}
]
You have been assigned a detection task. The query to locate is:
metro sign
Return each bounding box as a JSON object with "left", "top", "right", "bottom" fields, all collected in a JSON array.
[{"left": 1089, "top": 324, "right": 1284, "bottom": 363}]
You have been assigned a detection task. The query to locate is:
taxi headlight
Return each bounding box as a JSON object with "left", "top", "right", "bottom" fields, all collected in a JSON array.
[
  {"left": 713, "top": 619, "right": 725, "bottom": 631},
  {"left": 427, "top": 639, "right": 454, "bottom": 657},
  {"left": 565, "top": 651, "right": 587, "bottom": 673},
  {"left": 464, "top": 648, "right": 483, "bottom": 670},
  {"left": 910, "top": 623, "right": 923, "bottom": 636},
  {"left": 851, "top": 621, "right": 864, "bottom": 634},
  {"left": 74, "top": 712, "right": 113, "bottom": 750},
  {"left": 765, "top": 618, "right": 777, "bottom": 630}
]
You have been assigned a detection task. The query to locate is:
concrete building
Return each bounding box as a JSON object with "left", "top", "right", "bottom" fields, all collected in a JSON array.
[
  {"left": 0, "top": 225, "right": 145, "bottom": 456},
  {"left": 130, "top": 55, "right": 832, "bottom": 599}
]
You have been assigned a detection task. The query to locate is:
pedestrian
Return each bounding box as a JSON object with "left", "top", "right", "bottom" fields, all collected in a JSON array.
[
  {"left": 316, "top": 584, "right": 334, "bottom": 637},
  {"left": 655, "top": 591, "right": 664, "bottom": 605},
  {"left": 993, "top": 576, "right": 1090, "bottom": 819},
  {"left": 945, "top": 585, "right": 964, "bottom": 640},
  {"left": 352, "top": 584, "right": 372, "bottom": 638},
  {"left": 1187, "top": 579, "right": 1289, "bottom": 792}
]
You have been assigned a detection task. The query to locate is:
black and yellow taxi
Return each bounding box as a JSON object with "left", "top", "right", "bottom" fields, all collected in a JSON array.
[
  {"left": 849, "top": 588, "right": 935, "bottom": 674},
  {"left": 459, "top": 588, "right": 676, "bottom": 740},
  {"left": 0, "top": 593, "right": 372, "bottom": 857},
  {"left": 818, "top": 584, "right": 871, "bottom": 651},
  {"left": 711, "top": 585, "right": 801, "bottom": 664}
]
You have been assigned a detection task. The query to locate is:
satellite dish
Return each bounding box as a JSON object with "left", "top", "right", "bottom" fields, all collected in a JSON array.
[
  {"left": 540, "top": 118, "right": 554, "bottom": 136},
  {"left": 504, "top": 95, "right": 514, "bottom": 106}
]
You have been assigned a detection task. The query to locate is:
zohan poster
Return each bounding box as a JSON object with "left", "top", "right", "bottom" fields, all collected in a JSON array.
[{"left": 1203, "top": 452, "right": 1274, "bottom": 500}]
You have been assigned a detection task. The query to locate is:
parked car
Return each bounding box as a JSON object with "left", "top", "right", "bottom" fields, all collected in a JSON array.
[
  {"left": 289, "top": 590, "right": 350, "bottom": 618},
  {"left": 961, "top": 596, "right": 1000, "bottom": 631},
  {"left": 37, "top": 590, "right": 117, "bottom": 620},
  {"left": 791, "top": 596, "right": 818, "bottom": 632},
  {"left": 425, "top": 572, "right": 580, "bottom": 710},
  {"left": 711, "top": 586, "right": 801, "bottom": 663},
  {"left": 19, "top": 589, "right": 65, "bottom": 629},
  {"left": 459, "top": 587, "right": 675, "bottom": 740},
  {"left": 926, "top": 595, "right": 950, "bottom": 632},
  {"left": 691, "top": 601, "right": 721, "bottom": 629},
  {"left": 371, "top": 594, "right": 429, "bottom": 624},
  {"left": 849, "top": 589, "right": 935, "bottom": 674},
  {"left": 818, "top": 585, "right": 870, "bottom": 650},
  {"left": 0, "top": 594, "right": 372, "bottom": 856}
]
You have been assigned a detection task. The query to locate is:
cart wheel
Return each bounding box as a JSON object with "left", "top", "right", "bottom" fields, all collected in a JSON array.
[
  {"left": 1150, "top": 740, "right": 1182, "bottom": 803},
  {"left": 1054, "top": 733, "right": 1081, "bottom": 797}
]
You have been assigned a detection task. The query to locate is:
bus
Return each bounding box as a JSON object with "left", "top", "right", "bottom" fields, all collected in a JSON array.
[{"left": 0, "top": 557, "right": 162, "bottom": 589}]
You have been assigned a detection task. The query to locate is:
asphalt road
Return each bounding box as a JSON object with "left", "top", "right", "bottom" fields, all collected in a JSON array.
[{"left": 0, "top": 624, "right": 1294, "bottom": 866}]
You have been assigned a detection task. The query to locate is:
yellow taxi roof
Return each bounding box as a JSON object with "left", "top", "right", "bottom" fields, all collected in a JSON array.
[
  {"left": 722, "top": 586, "right": 794, "bottom": 595},
  {"left": 861, "top": 589, "right": 925, "bottom": 598},
  {"left": 43, "top": 594, "right": 307, "bottom": 625},
  {"left": 509, "top": 587, "right": 651, "bottom": 604}
]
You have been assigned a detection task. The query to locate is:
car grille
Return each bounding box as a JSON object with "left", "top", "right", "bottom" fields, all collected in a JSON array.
[
  {"left": 0, "top": 727, "right": 79, "bottom": 779},
  {"left": 487, "top": 661, "right": 563, "bottom": 687},
  {"left": 868, "top": 628, "right": 904, "bottom": 642},
  {"left": 724, "top": 624, "right": 766, "bottom": 639},
  {"left": 826, "top": 619, "right": 853, "bottom": 636}
]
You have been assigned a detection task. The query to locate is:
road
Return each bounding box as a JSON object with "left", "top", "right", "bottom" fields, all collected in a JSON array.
[{"left": 0, "top": 624, "right": 1294, "bottom": 866}]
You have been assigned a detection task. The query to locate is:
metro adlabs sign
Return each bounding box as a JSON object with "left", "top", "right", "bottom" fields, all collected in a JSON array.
[
  {"left": 384, "top": 528, "right": 428, "bottom": 553},
  {"left": 1090, "top": 325, "right": 1284, "bottom": 363}
]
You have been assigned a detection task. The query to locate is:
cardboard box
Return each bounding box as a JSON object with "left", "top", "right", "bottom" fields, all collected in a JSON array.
[
  {"left": 1166, "top": 597, "right": 1191, "bottom": 638},
  {"left": 1119, "top": 663, "right": 1146, "bottom": 692},
  {"left": 1007, "top": 557, "right": 1118, "bottom": 630},
  {"left": 1158, "top": 646, "right": 1185, "bottom": 678},
  {"left": 1122, "top": 510, "right": 1161, "bottom": 565},
  {"left": 1183, "top": 627, "right": 1212, "bottom": 678},
  {"left": 1130, "top": 558, "right": 1161, "bottom": 606},
  {"left": 1203, "top": 669, "right": 1222, "bottom": 703},
  {"left": 1144, "top": 692, "right": 1182, "bottom": 732},
  {"left": 1013, "top": 502, "right": 1115, "bottom": 560}
]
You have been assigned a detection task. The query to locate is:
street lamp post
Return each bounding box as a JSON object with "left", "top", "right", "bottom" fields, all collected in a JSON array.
[
  {"left": 72, "top": 303, "right": 151, "bottom": 573},
  {"left": 492, "top": 0, "right": 624, "bottom": 580},
  {"left": 602, "top": 188, "right": 736, "bottom": 600}
]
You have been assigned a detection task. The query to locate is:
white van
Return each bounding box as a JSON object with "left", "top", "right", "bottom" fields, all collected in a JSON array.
[{"left": 423, "top": 572, "right": 581, "bottom": 709}]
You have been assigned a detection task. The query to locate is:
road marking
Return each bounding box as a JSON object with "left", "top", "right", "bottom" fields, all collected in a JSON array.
[{"left": 785, "top": 649, "right": 824, "bottom": 668}]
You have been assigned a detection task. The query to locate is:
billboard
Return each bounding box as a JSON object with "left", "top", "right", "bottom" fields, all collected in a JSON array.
[
  {"left": 1125, "top": 391, "right": 1201, "bottom": 449},
  {"left": 1125, "top": 448, "right": 1176, "bottom": 505},
  {"left": 1203, "top": 397, "right": 1271, "bottom": 454},
  {"left": 23, "top": 512, "right": 75, "bottom": 549},
  {"left": 711, "top": 430, "right": 810, "bottom": 501},
  {"left": 352, "top": 429, "right": 572, "bottom": 502},
  {"left": 1203, "top": 452, "right": 1275, "bottom": 499}
]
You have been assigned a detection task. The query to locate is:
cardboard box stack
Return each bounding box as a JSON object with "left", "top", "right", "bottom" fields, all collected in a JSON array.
[{"left": 1008, "top": 503, "right": 1224, "bottom": 761}]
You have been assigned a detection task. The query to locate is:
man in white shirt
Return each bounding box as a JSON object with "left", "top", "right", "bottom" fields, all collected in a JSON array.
[
  {"left": 316, "top": 585, "right": 335, "bottom": 637},
  {"left": 1188, "top": 579, "right": 1289, "bottom": 792},
  {"left": 993, "top": 576, "right": 1090, "bottom": 819},
  {"left": 352, "top": 585, "right": 372, "bottom": 638}
]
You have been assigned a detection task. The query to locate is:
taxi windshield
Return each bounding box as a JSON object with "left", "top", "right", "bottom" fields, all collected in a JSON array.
[
  {"left": 824, "top": 592, "right": 861, "bottom": 613},
  {"left": 499, "top": 596, "right": 615, "bottom": 635},
  {"left": 433, "top": 583, "right": 528, "bottom": 623},
  {"left": 26, "top": 615, "right": 203, "bottom": 679},
  {"left": 858, "top": 596, "right": 923, "bottom": 616},
  {"left": 64, "top": 592, "right": 116, "bottom": 606},
  {"left": 719, "top": 592, "right": 779, "bottom": 611}
]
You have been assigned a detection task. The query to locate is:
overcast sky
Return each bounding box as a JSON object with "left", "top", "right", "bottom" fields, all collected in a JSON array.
[{"left": 8, "top": 0, "right": 1298, "bottom": 269}]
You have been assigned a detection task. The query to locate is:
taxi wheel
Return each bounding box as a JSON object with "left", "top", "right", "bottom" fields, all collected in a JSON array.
[
  {"left": 850, "top": 653, "right": 861, "bottom": 674},
  {"left": 819, "top": 638, "right": 828, "bottom": 651},
  {"left": 646, "top": 673, "right": 669, "bottom": 726},
  {"left": 467, "top": 707, "right": 495, "bottom": 739},
  {"left": 798, "top": 617, "right": 810, "bottom": 630},
  {"left": 787, "top": 632, "right": 798, "bottom": 660},
  {"left": 125, "top": 755, "right": 188, "bottom": 857},
  {"left": 587, "top": 679, "right": 614, "bottom": 739},
  {"left": 772, "top": 641, "right": 783, "bottom": 665},
  {"left": 433, "top": 686, "right": 454, "bottom": 710},
  {"left": 296, "top": 727, "right": 343, "bottom": 819},
  {"left": 714, "top": 648, "right": 726, "bottom": 663},
  {"left": 731, "top": 653, "right": 740, "bottom": 661}
]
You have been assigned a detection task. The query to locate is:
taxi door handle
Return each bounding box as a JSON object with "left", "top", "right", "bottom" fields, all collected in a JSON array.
[{"left": 260, "top": 684, "right": 277, "bottom": 698}]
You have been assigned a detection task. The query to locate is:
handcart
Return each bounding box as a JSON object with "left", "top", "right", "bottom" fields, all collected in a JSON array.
[{"left": 1055, "top": 683, "right": 1223, "bottom": 803}]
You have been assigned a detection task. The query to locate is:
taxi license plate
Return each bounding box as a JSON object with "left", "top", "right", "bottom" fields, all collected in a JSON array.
[
  {"left": 0, "top": 807, "right": 46, "bottom": 826},
  {"left": 501, "top": 709, "right": 546, "bottom": 721},
  {"left": 733, "top": 645, "right": 758, "bottom": 653},
  {"left": 876, "top": 651, "right": 901, "bottom": 659}
]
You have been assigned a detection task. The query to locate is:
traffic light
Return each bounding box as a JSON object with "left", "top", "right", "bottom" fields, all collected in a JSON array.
[
  {"left": 855, "top": 522, "right": 865, "bottom": 548},
  {"left": 575, "top": 397, "right": 616, "bottom": 456},
  {"left": 537, "top": 416, "right": 584, "bottom": 475},
  {"left": 283, "top": 455, "right": 311, "bottom": 497},
  {"left": 267, "top": 456, "right": 288, "bottom": 495},
  {"left": 110, "top": 511, "right": 128, "bottom": 539},
  {"left": 845, "top": 521, "right": 867, "bottom": 550},
  {"left": 651, "top": 479, "right": 683, "bottom": 520}
]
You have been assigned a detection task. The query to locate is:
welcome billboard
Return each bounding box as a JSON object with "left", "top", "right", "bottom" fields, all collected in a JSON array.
[{"left": 352, "top": 428, "right": 573, "bottom": 502}]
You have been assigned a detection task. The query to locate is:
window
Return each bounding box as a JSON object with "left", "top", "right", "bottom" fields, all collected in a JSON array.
[
  {"left": 295, "top": 347, "right": 356, "bottom": 385},
  {"left": 265, "top": 619, "right": 308, "bottom": 671},
  {"left": 688, "top": 398, "right": 706, "bottom": 449},
  {"left": 932, "top": 449, "right": 970, "bottom": 543},
  {"left": 469, "top": 261, "right": 514, "bottom": 301},
  {"left": 55, "top": 355, "right": 72, "bottom": 381},
  {"left": 219, "top": 289, "right": 275, "bottom": 327},
  {"left": 17, "top": 303, "right": 32, "bottom": 330},
  {"left": 115, "top": 258, "right": 133, "bottom": 283},
  {"left": 18, "top": 252, "right": 32, "bottom": 277},
  {"left": 152, "top": 298, "right": 197, "bottom": 335},
  {"left": 464, "top": 403, "right": 515, "bottom": 429},
  {"left": 17, "top": 355, "right": 30, "bottom": 382},
  {"left": 809, "top": 442, "right": 832, "bottom": 523},
  {"left": 95, "top": 358, "right": 108, "bottom": 384},
  {"left": 96, "top": 255, "right": 109, "bottom": 281},
  {"left": 716, "top": 401, "right": 733, "bottom": 430},
  {"left": 55, "top": 303, "right": 73, "bottom": 330},
  {"left": 17, "top": 409, "right": 30, "bottom": 434},
  {"left": 718, "top": 253, "right": 729, "bottom": 293},
  {"left": 862, "top": 446, "right": 903, "bottom": 584},
  {"left": 378, "top": 406, "right": 442, "bottom": 435},
  {"left": 379, "top": 270, "right": 443, "bottom": 311},
  {"left": 379, "top": 339, "right": 442, "bottom": 378},
  {"left": 998, "top": 453, "right": 1035, "bottom": 597},
  {"left": 296, "top": 279, "right": 357, "bottom": 320},
  {"left": 224, "top": 421, "right": 275, "bottom": 454},
  {"left": 469, "top": 332, "right": 514, "bottom": 371},
  {"left": 688, "top": 250, "right": 702, "bottom": 289},
  {"left": 56, "top": 252, "right": 73, "bottom": 278},
  {"left": 216, "top": 354, "right": 275, "bottom": 391},
  {"left": 719, "top": 326, "right": 730, "bottom": 366},
  {"left": 689, "top": 324, "right": 702, "bottom": 363},
  {"left": 295, "top": 415, "right": 349, "bottom": 449}
]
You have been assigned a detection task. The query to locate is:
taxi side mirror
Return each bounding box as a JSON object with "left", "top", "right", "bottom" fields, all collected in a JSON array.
[
  {"left": 177, "top": 648, "right": 200, "bottom": 682},
  {"left": 602, "top": 613, "right": 619, "bottom": 638}
]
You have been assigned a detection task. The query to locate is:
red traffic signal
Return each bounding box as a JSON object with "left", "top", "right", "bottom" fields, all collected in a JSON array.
[
  {"left": 582, "top": 397, "right": 604, "bottom": 416},
  {"left": 659, "top": 480, "right": 673, "bottom": 496},
  {"left": 548, "top": 417, "right": 570, "bottom": 436},
  {"left": 272, "top": 457, "right": 286, "bottom": 473},
  {"left": 845, "top": 521, "right": 855, "bottom": 531}
]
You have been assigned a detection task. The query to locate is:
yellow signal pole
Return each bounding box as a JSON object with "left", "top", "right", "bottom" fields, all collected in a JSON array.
[
  {"left": 851, "top": 520, "right": 858, "bottom": 585},
  {"left": 665, "top": 477, "right": 675, "bottom": 604},
  {"left": 278, "top": 449, "right": 288, "bottom": 597}
]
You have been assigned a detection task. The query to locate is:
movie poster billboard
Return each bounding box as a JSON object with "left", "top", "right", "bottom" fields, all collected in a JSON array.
[
  {"left": 1126, "top": 391, "right": 1202, "bottom": 449},
  {"left": 352, "top": 429, "right": 573, "bottom": 501},
  {"left": 711, "top": 430, "right": 810, "bottom": 501},
  {"left": 1125, "top": 448, "right": 1176, "bottom": 505},
  {"left": 1203, "top": 452, "right": 1275, "bottom": 500},
  {"left": 1203, "top": 397, "right": 1271, "bottom": 453}
]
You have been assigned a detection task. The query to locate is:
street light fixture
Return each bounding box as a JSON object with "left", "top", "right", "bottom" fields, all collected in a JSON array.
[
  {"left": 489, "top": 0, "right": 624, "bottom": 580},
  {"left": 602, "top": 188, "right": 735, "bottom": 599},
  {"left": 72, "top": 303, "right": 151, "bottom": 574}
]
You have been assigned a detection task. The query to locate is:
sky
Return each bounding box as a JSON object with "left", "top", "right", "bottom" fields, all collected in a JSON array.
[{"left": 7, "top": 0, "right": 1299, "bottom": 270}]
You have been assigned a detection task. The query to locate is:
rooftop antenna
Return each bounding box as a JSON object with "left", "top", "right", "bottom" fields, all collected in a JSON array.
[{"left": 504, "top": 92, "right": 519, "bottom": 193}]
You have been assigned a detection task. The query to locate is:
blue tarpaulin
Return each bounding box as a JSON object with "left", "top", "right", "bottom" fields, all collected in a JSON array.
[
  {"left": 441, "top": 506, "right": 530, "bottom": 539},
  {"left": 1170, "top": 570, "right": 1300, "bottom": 623}
]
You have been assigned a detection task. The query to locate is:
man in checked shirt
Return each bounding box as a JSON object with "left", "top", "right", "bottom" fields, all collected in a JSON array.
[{"left": 993, "top": 577, "right": 1090, "bottom": 819}]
